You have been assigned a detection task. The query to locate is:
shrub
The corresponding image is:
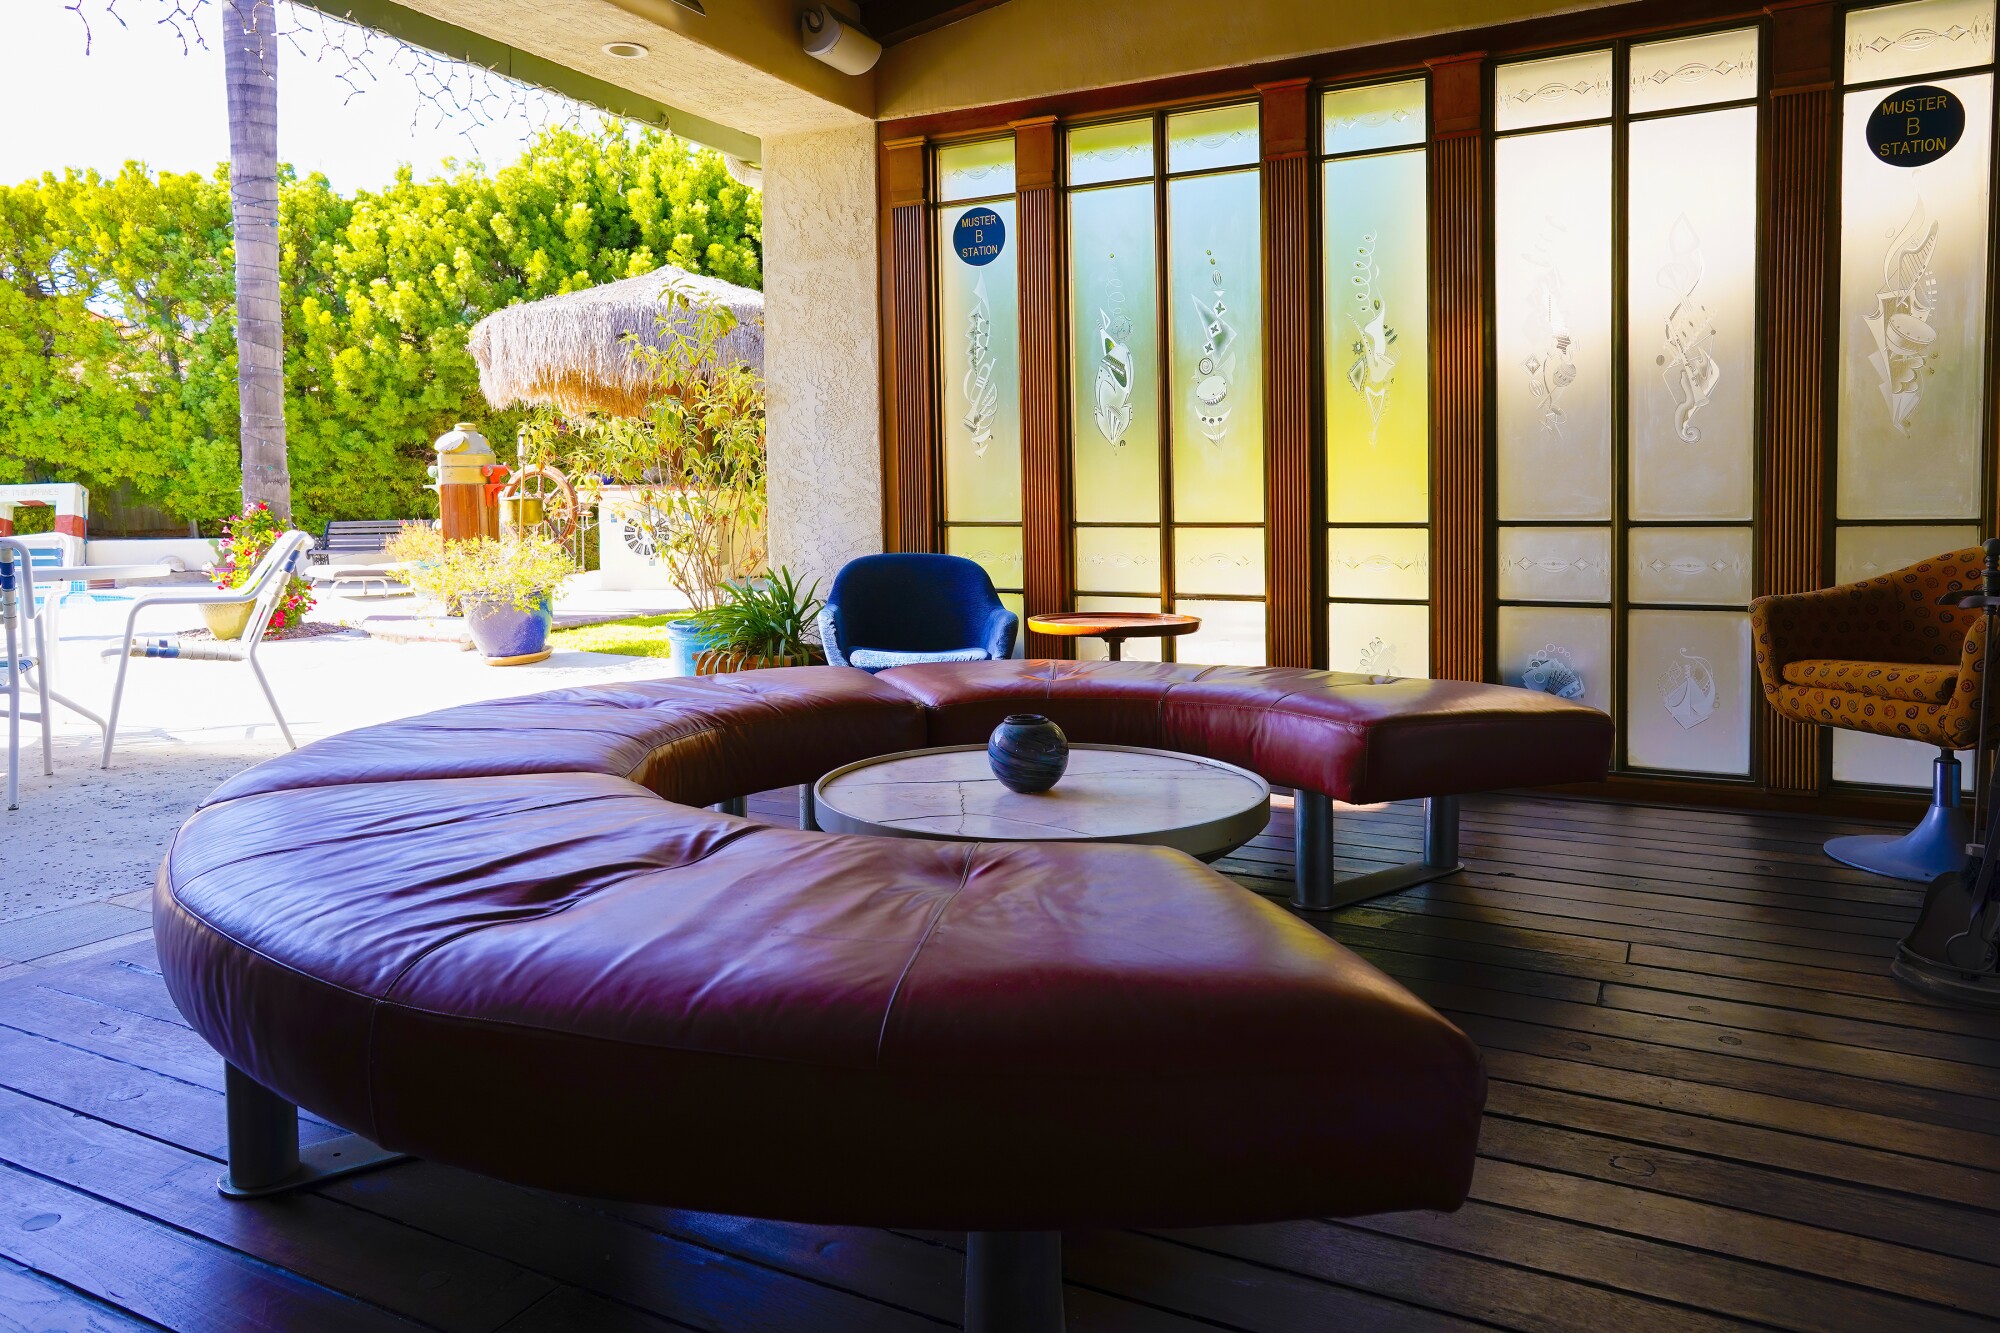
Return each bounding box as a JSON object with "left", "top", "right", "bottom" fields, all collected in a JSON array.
[{"left": 206, "top": 502, "right": 314, "bottom": 635}]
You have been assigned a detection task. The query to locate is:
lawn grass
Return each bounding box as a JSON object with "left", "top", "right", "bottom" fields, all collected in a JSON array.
[{"left": 548, "top": 611, "right": 692, "bottom": 659}]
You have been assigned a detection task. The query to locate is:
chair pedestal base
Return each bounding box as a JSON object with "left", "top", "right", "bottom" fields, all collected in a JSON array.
[
  {"left": 1892, "top": 947, "right": 2000, "bottom": 1008},
  {"left": 1825, "top": 751, "right": 1970, "bottom": 883}
]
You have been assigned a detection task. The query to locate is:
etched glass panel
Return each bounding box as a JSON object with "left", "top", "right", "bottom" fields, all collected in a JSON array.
[
  {"left": 1630, "top": 27, "right": 1760, "bottom": 113},
  {"left": 1626, "top": 610, "right": 1753, "bottom": 775},
  {"left": 1628, "top": 108, "right": 1758, "bottom": 521},
  {"left": 1835, "top": 730, "right": 1974, "bottom": 788},
  {"left": 1834, "top": 523, "right": 1981, "bottom": 581},
  {"left": 1323, "top": 79, "right": 1427, "bottom": 155},
  {"left": 1495, "top": 126, "right": 1615, "bottom": 520},
  {"left": 1325, "top": 149, "right": 1430, "bottom": 523},
  {"left": 1327, "top": 527, "right": 1430, "bottom": 601},
  {"left": 1176, "top": 526, "right": 1264, "bottom": 596},
  {"left": 937, "top": 138, "right": 1016, "bottom": 202},
  {"left": 1845, "top": 0, "right": 1996, "bottom": 83},
  {"left": 1497, "top": 606, "right": 1614, "bottom": 715},
  {"left": 1168, "top": 170, "right": 1265, "bottom": 522},
  {"left": 1074, "top": 526, "right": 1162, "bottom": 594},
  {"left": 1166, "top": 102, "right": 1260, "bottom": 173},
  {"left": 944, "top": 526, "right": 1024, "bottom": 592},
  {"left": 1071, "top": 184, "right": 1161, "bottom": 523},
  {"left": 1329, "top": 601, "right": 1430, "bottom": 678},
  {"left": 1497, "top": 526, "right": 1614, "bottom": 603},
  {"left": 1074, "top": 595, "right": 1164, "bottom": 661},
  {"left": 1629, "top": 527, "right": 1755, "bottom": 605},
  {"left": 1174, "top": 598, "right": 1266, "bottom": 665},
  {"left": 1068, "top": 118, "right": 1154, "bottom": 186},
  {"left": 937, "top": 200, "right": 1021, "bottom": 523},
  {"left": 1837, "top": 73, "right": 1993, "bottom": 518},
  {"left": 1495, "top": 49, "right": 1615, "bottom": 130}
]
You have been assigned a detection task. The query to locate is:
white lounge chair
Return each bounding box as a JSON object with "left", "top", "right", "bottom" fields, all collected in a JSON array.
[
  {"left": 1, "top": 538, "right": 55, "bottom": 810},
  {"left": 100, "top": 529, "right": 313, "bottom": 768}
]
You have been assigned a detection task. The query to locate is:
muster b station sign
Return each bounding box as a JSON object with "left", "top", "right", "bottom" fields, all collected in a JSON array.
[{"left": 1867, "top": 84, "right": 1966, "bottom": 168}]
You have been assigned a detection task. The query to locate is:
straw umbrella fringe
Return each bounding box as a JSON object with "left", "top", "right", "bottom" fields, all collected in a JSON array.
[{"left": 468, "top": 267, "right": 765, "bottom": 418}]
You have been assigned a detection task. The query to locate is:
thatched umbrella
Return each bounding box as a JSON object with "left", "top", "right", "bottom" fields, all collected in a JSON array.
[{"left": 468, "top": 266, "right": 764, "bottom": 418}]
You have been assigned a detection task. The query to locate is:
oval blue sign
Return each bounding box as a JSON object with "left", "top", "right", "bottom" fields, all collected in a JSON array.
[
  {"left": 1867, "top": 84, "right": 1965, "bottom": 168},
  {"left": 954, "top": 208, "right": 1005, "bottom": 266}
]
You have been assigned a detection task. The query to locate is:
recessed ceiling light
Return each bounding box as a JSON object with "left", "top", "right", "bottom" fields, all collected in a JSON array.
[{"left": 602, "top": 41, "right": 650, "bottom": 59}]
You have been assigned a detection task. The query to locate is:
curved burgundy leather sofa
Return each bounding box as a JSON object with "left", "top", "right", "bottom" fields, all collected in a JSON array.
[{"left": 159, "top": 661, "right": 1606, "bottom": 1231}]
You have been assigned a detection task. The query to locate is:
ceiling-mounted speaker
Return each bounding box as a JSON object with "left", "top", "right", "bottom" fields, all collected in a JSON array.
[{"left": 800, "top": 4, "right": 881, "bottom": 75}]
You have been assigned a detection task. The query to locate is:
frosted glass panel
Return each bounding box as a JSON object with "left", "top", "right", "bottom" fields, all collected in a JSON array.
[
  {"left": 937, "top": 138, "right": 1016, "bottom": 202},
  {"left": 1323, "top": 79, "right": 1427, "bottom": 155},
  {"left": 944, "top": 525, "right": 1024, "bottom": 591},
  {"left": 1169, "top": 170, "right": 1265, "bottom": 522},
  {"left": 1626, "top": 610, "right": 1753, "bottom": 775},
  {"left": 1629, "top": 527, "right": 1754, "bottom": 605},
  {"left": 1327, "top": 527, "right": 1430, "bottom": 601},
  {"left": 1495, "top": 127, "right": 1615, "bottom": 520},
  {"left": 1329, "top": 601, "right": 1430, "bottom": 678},
  {"left": 1325, "top": 150, "right": 1430, "bottom": 523},
  {"left": 1166, "top": 102, "right": 1260, "bottom": 173},
  {"left": 1628, "top": 108, "right": 1758, "bottom": 521},
  {"left": 1495, "top": 50, "right": 1615, "bottom": 130},
  {"left": 1175, "top": 598, "right": 1266, "bottom": 666},
  {"left": 1845, "top": 0, "right": 1995, "bottom": 82},
  {"left": 1075, "top": 526, "right": 1162, "bottom": 594},
  {"left": 938, "top": 201, "right": 1021, "bottom": 523},
  {"left": 1834, "top": 523, "right": 1981, "bottom": 581},
  {"left": 1071, "top": 184, "right": 1161, "bottom": 523},
  {"left": 1497, "top": 526, "right": 1613, "bottom": 603},
  {"left": 1497, "top": 606, "right": 1613, "bottom": 715},
  {"left": 1075, "top": 596, "right": 1163, "bottom": 661},
  {"left": 1630, "top": 27, "right": 1760, "bottom": 113},
  {"left": 1176, "top": 526, "right": 1264, "bottom": 596},
  {"left": 1069, "top": 118, "right": 1154, "bottom": 186},
  {"left": 1837, "top": 73, "right": 1993, "bottom": 518},
  {"left": 1835, "top": 730, "right": 1974, "bottom": 788}
]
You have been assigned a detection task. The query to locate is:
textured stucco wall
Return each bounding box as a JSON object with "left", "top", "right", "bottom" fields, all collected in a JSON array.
[{"left": 762, "top": 124, "right": 884, "bottom": 595}]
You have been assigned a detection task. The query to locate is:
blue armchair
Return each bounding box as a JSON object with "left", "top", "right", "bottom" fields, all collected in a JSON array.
[{"left": 817, "top": 553, "right": 1018, "bottom": 672}]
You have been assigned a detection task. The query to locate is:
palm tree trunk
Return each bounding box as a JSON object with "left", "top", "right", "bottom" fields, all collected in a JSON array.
[{"left": 224, "top": 0, "right": 291, "bottom": 517}]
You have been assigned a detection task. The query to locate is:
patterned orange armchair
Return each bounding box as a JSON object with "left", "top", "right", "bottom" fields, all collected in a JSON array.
[{"left": 1751, "top": 547, "right": 1989, "bottom": 880}]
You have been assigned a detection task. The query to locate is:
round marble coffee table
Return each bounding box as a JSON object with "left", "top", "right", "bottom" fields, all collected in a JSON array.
[{"left": 813, "top": 744, "right": 1270, "bottom": 861}]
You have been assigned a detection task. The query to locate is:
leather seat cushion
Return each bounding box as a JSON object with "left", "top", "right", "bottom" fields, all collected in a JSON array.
[
  {"left": 1781, "top": 658, "right": 1960, "bottom": 705},
  {"left": 880, "top": 659, "right": 1615, "bottom": 803}
]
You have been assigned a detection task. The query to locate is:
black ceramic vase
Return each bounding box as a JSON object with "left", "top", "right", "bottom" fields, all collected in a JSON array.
[{"left": 988, "top": 714, "right": 1069, "bottom": 794}]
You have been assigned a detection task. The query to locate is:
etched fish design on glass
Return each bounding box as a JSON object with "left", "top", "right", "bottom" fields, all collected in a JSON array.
[
  {"left": 962, "top": 274, "right": 999, "bottom": 457},
  {"left": 1519, "top": 218, "right": 1578, "bottom": 442},
  {"left": 1657, "top": 214, "right": 1721, "bottom": 444},
  {"left": 1345, "top": 232, "right": 1399, "bottom": 444},
  {"left": 1662, "top": 648, "right": 1717, "bottom": 730},
  {"left": 1191, "top": 250, "right": 1237, "bottom": 444},
  {"left": 1521, "top": 644, "right": 1586, "bottom": 701},
  {"left": 1867, "top": 200, "right": 1941, "bottom": 434},
  {"left": 1093, "top": 255, "right": 1134, "bottom": 449}
]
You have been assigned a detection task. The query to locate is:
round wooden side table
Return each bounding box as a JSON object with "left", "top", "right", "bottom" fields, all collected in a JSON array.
[{"left": 1025, "top": 611, "right": 1200, "bottom": 661}]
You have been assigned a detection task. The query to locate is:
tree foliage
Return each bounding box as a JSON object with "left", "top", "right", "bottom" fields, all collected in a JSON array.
[{"left": 0, "top": 124, "right": 761, "bottom": 531}]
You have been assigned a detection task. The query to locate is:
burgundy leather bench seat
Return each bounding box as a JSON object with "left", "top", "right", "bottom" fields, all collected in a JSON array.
[{"left": 158, "top": 662, "right": 1608, "bottom": 1281}]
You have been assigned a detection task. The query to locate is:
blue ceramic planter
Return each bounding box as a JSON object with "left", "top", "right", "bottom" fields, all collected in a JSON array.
[
  {"left": 988, "top": 714, "right": 1069, "bottom": 794},
  {"left": 666, "top": 619, "right": 729, "bottom": 677},
  {"left": 464, "top": 594, "right": 554, "bottom": 662}
]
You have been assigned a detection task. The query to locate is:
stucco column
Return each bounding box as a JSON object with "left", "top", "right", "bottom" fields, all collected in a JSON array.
[{"left": 761, "top": 121, "right": 884, "bottom": 595}]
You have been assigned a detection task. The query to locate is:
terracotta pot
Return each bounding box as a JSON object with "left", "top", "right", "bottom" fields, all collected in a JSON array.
[
  {"left": 201, "top": 599, "right": 256, "bottom": 641},
  {"left": 691, "top": 647, "right": 800, "bottom": 675}
]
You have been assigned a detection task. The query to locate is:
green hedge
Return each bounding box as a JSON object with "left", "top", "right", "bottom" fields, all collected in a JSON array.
[{"left": 0, "top": 125, "right": 760, "bottom": 533}]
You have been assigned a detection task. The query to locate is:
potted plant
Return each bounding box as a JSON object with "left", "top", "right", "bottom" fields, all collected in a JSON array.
[
  {"left": 202, "top": 502, "right": 313, "bottom": 639},
  {"left": 683, "top": 566, "right": 823, "bottom": 675},
  {"left": 402, "top": 535, "right": 577, "bottom": 665}
]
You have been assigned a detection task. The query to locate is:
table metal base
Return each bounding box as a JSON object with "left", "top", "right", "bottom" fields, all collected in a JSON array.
[{"left": 1292, "top": 791, "right": 1462, "bottom": 911}]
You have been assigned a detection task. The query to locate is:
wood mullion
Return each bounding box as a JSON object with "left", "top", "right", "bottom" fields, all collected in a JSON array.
[
  {"left": 882, "top": 135, "right": 940, "bottom": 554},
  {"left": 1013, "top": 116, "right": 1072, "bottom": 656},
  {"left": 1260, "top": 79, "right": 1317, "bottom": 668}
]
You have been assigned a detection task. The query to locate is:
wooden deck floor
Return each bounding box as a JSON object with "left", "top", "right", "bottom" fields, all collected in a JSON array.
[{"left": 3, "top": 792, "right": 1999, "bottom": 1331}]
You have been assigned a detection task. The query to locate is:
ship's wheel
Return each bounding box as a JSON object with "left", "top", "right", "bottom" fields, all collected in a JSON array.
[{"left": 501, "top": 464, "right": 580, "bottom": 544}]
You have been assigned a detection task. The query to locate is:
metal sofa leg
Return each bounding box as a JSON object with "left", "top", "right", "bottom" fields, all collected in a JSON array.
[
  {"left": 218, "top": 1063, "right": 407, "bottom": 1199},
  {"left": 799, "top": 782, "right": 818, "bottom": 831},
  {"left": 965, "top": 1231, "right": 1064, "bottom": 1333},
  {"left": 711, "top": 796, "right": 747, "bottom": 817},
  {"left": 1292, "top": 791, "right": 1464, "bottom": 912},
  {"left": 1826, "top": 747, "right": 1972, "bottom": 883}
]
